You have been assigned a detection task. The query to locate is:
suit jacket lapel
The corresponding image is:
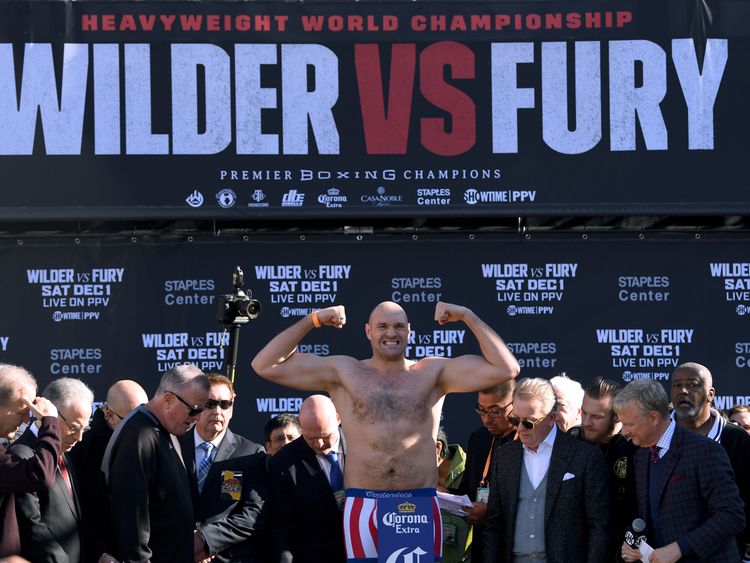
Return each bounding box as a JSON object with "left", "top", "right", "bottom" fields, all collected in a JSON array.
[
  {"left": 505, "top": 441, "right": 523, "bottom": 528},
  {"left": 301, "top": 442, "right": 338, "bottom": 503},
  {"left": 200, "top": 430, "right": 237, "bottom": 501},
  {"left": 545, "top": 431, "right": 571, "bottom": 524},
  {"left": 635, "top": 447, "right": 649, "bottom": 520},
  {"left": 655, "top": 426, "right": 682, "bottom": 506},
  {"left": 56, "top": 454, "right": 79, "bottom": 519}
]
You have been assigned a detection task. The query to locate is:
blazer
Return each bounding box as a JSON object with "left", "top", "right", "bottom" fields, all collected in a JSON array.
[
  {"left": 179, "top": 428, "right": 269, "bottom": 562},
  {"left": 67, "top": 408, "right": 113, "bottom": 563},
  {"left": 484, "top": 429, "right": 610, "bottom": 563},
  {"left": 0, "top": 416, "right": 60, "bottom": 558},
  {"left": 268, "top": 433, "right": 346, "bottom": 563},
  {"left": 719, "top": 421, "right": 750, "bottom": 559},
  {"left": 634, "top": 424, "right": 745, "bottom": 562},
  {"left": 11, "top": 428, "right": 82, "bottom": 563}
]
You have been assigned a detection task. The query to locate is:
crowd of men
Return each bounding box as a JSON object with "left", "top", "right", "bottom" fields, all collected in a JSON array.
[{"left": 1, "top": 300, "right": 749, "bottom": 563}]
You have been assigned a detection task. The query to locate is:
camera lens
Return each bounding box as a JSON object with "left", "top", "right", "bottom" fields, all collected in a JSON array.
[{"left": 241, "top": 299, "right": 262, "bottom": 319}]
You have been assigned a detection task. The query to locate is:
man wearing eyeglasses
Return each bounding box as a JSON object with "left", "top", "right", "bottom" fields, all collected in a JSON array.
[
  {"left": 67, "top": 380, "right": 147, "bottom": 563},
  {"left": 11, "top": 377, "right": 94, "bottom": 563},
  {"left": 179, "top": 373, "right": 268, "bottom": 563},
  {"left": 483, "top": 377, "right": 610, "bottom": 563},
  {"left": 102, "top": 365, "right": 210, "bottom": 563},
  {"left": 253, "top": 301, "right": 519, "bottom": 562},
  {"left": 453, "top": 380, "right": 516, "bottom": 563}
]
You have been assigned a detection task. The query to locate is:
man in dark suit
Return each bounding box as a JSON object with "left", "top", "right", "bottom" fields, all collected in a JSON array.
[
  {"left": 454, "top": 380, "right": 516, "bottom": 562},
  {"left": 268, "top": 395, "right": 346, "bottom": 563},
  {"left": 569, "top": 377, "right": 638, "bottom": 560},
  {"left": 670, "top": 362, "right": 750, "bottom": 561},
  {"left": 67, "top": 380, "right": 147, "bottom": 563},
  {"left": 12, "top": 377, "right": 94, "bottom": 563},
  {"left": 102, "top": 365, "right": 210, "bottom": 563},
  {"left": 616, "top": 378, "right": 745, "bottom": 563},
  {"left": 0, "top": 364, "right": 61, "bottom": 559},
  {"left": 179, "top": 373, "right": 268, "bottom": 563},
  {"left": 484, "top": 377, "right": 610, "bottom": 563}
]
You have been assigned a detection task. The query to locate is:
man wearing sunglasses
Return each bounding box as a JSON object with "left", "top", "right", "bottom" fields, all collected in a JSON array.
[
  {"left": 102, "top": 365, "right": 210, "bottom": 563},
  {"left": 253, "top": 300, "right": 520, "bottom": 562},
  {"left": 453, "top": 380, "right": 516, "bottom": 563},
  {"left": 484, "top": 377, "right": 610, "bottom": 563},
  {"left": 180, "top": 373, "right": 268, "bottom": 563},
  {"left": 11, "top": 377, "right": 94, "bottom": 563}
]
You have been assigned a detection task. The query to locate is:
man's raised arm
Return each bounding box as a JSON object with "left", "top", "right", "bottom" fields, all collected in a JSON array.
[
  {"left": 251, "top": 305, "right": 347, "bottom": 391},
  {"left": 434, "top": 301, "right": 520, "bottom": 393}
]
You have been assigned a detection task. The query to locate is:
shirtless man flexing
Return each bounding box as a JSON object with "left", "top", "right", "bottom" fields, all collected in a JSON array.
[{"left": 252, "top": 301, "right": 519, "bottom": 562}]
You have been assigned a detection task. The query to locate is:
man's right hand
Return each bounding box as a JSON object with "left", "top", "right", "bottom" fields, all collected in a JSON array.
[
  {"left": 316, "top": 306, "right": 346, "bottom": 329},
  {"left": 23, "top": 397, "right": 57, "bottom": 419},
  {"left": 463, "top": 501, "right": 488, "bottom": 526}
]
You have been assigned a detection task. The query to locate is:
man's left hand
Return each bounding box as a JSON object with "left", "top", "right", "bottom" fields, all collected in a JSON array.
[
  {"left": 434, "top": 302, "right": 470, "bottom": 325},
  {"left": 193, "top": 530, "right": 209, "bottom": 563},
  {"left": 649, "top": 542, "right": 681, "bottom": 563}
]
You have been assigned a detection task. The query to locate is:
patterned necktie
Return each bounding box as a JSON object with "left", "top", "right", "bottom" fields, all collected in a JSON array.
[
  {"left": 650, "top": 445, "right": 661, "bottom": 464},
  {"left": 197, "top": 442, "right": 214, "bottom": 492},
  {"left": 325, "top": 451, "right": 344, "bottom": 490},
  {"left": 58, "top": 455, "right": 73, "bottom": 496}
]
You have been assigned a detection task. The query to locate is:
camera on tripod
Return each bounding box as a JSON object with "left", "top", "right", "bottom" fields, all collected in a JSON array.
[{"left": 216, "top": 266, "right": 262, "bottom": 326}]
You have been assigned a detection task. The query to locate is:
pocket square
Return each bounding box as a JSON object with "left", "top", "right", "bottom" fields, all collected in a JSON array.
[
  {"left": 668, "top": 474, "right": 685, "bottom": 485},
  {"left": 563, "top": 472, "right": 576, "bottom": 481}
]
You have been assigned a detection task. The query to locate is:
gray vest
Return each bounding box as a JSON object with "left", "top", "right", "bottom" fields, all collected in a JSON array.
[{"left": 512, "top": 462, "right": 548, "bottom": 562}]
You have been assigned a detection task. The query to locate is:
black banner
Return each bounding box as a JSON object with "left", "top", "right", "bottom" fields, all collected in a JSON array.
[
  {"left": 1, "top": 234, "right": 748, "bottom": 446},
  {"left": 0, "top": 0, "right": 749, "bottom": 219}
]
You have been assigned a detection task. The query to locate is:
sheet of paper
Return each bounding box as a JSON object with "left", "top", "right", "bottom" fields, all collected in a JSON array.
[{"left": 436, "top": 491, "right": 474, "bottom": 516}]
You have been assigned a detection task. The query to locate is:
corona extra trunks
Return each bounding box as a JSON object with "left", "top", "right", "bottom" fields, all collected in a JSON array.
[{"left": 344, "top": 488, "right": 442, "bottom": 563}]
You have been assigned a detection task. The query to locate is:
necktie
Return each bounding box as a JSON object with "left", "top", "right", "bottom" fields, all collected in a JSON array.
[
  {"left": 58, "top": 455, "right": 73, "bottom": 496},
  {"left": 650, "top": 445, "right": 661, "bottom": 464},
  {"left": 325, "top": 451, "right": 344, "bottom": 490},
  {"left": 197, "top": 442, "right": 214, "bottom": 492}
]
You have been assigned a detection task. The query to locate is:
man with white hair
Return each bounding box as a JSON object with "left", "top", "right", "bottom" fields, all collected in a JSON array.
[
  {"left": 0, "top": 364, "right": 60, "bottom": 558},
  {"left": 484, "top": 377, "right": 610, "bottom": 562},
  {"left": 550, "top": 373, "right": 584, "bottom": 433},
  {"left": 11, "top": 377, "right": 94, "bottom": 563},
  {"left": 102, "top": 365, "right": 210, "bottom": 563},
  {"left": 617, "top": 378, "right": 744, "bottom": 563}
]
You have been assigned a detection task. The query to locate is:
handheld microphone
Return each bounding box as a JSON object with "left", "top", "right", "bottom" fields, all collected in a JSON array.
[{"left": 625, "top": 518, "right": 647, "bottom": 549}]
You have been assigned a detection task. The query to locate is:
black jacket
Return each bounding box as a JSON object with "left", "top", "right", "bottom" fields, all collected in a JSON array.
[{"left": 179, "top": 428, "right": 269, "bottom": 562}]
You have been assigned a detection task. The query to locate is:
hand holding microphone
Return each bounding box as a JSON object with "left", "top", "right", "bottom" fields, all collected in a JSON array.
[{"left": 621, "top": 518, "right": 654, "bottom": 562}]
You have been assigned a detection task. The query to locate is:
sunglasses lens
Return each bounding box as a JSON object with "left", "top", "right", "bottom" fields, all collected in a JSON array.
[
  {"left": 522, "top": 420, "right": 535, "bottom": 430},
  {"left": 508, "top": 416, "right": 520, "bottom": 426}
]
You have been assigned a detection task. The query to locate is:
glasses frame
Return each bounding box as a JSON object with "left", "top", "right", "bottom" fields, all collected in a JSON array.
[
  {"left": 474, "top": 402, "right": 512, "bottom": 418},
  {"left": 205, "top": 399, "right": 234, "bottom": 410},
  {"left": 58, "top": 410, "right": 91, "bottom": 434},
  {"left": 105, "top": 405, "right": 124, "bottom": 420},
  {"left": 507, "top": 410, "right": 554, "bottom": 430},
  {"left": 167, "top": 391, "right": 205, "bottom": 417}
]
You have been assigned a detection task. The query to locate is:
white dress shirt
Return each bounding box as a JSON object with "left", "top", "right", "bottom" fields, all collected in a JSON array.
[{"left": 523, "top": 424, "right": 557, "bottom": 489}]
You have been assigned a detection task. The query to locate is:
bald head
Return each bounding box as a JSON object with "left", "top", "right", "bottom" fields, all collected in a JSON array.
[
  {"left": 105, "top": 380, "right": 148, "bottom": 430},
  {"left": 368, "top": 301, "right": 408, "bottom": 325},
  {"left": 673, "top": 362, "right": 713, "bottom": 387},
  {"left": 299, "top": 395, "right": 340, "bottom": 455}
]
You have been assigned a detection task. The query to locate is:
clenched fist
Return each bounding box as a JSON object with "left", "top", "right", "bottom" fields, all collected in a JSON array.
[
  {"left": 315, "top": 305, "right": 347, "bottom": 329},
  {"left": 434, "top": 302, "right": 470, "bottom": 325}
]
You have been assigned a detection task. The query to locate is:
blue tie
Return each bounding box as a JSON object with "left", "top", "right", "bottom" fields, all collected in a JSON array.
[
  {"left": 197, "top": 442, "right": 214, "bottom": 492},
  {"left": 325, "top": 451, "right": 344, "bottom": 490}
]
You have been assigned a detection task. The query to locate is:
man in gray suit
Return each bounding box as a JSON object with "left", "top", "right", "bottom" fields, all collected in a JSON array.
[
  {"left": 180, "top": 373, "right": 268, "bottom": 563},
  {"left": 484, "top": 377, "right": 610, "bottom": 563}
]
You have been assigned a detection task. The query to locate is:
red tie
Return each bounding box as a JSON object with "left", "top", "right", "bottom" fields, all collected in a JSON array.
[
  {"left": 58, "top": 455, "right": 73, "bottom": 496},
  {"left": 650, "top": 446, "right": 661, "bottom": 464}
]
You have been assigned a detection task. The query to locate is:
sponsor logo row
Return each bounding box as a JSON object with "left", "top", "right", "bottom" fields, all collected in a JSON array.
[{"left": 185, "top": 187, "right": 537, "bottom": 209}]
